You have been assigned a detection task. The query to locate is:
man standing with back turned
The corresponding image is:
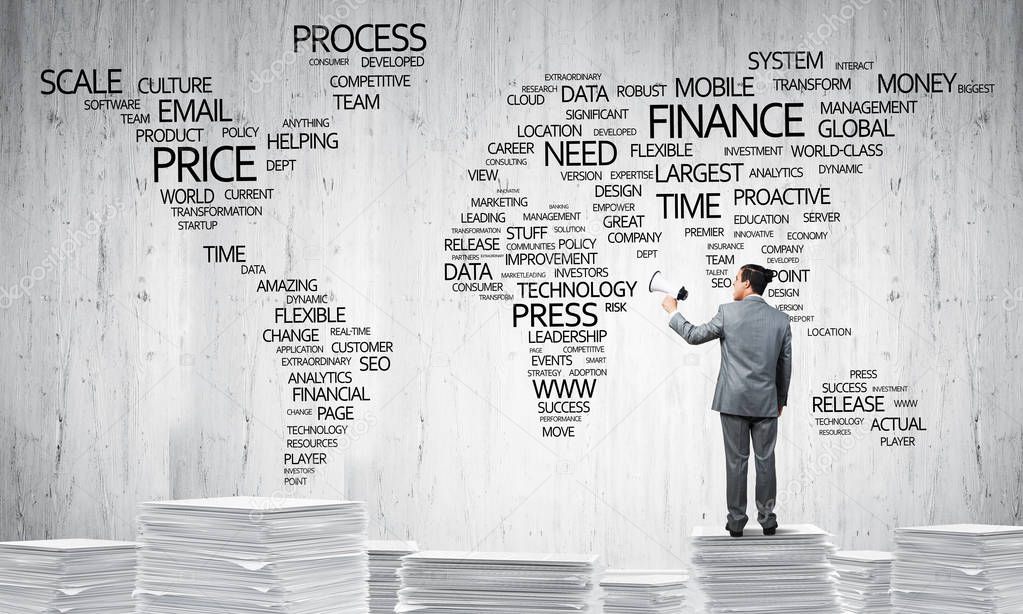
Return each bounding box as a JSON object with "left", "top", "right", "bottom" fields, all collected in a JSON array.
[{"left": 662, "top": 264, "right": 792, "bottom": 537}]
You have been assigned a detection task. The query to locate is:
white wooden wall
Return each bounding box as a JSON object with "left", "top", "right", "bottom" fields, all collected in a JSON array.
[{"left": 1, "top": 0, "right": 1020, "bottom": 568}]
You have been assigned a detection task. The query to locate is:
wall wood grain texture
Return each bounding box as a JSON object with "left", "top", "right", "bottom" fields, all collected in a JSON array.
[{"left": 1, "top": 0, "right": 1020, "bottom": 567}]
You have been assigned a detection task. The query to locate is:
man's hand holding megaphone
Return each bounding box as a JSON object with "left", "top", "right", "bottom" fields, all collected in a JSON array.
[
  {"left": 649, "top": 270, "right": 688, "bottom": 313},
  {"left": 661, "top": 294, "right": 679, "bottom": 314}
]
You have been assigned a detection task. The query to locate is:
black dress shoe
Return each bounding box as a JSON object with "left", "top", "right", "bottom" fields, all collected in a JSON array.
[
  {"left": 763, "top": 527, "right": 776, "bottom": 536},
  {"left": 726, "top": 525, "right": 743, "bottom": 537}
]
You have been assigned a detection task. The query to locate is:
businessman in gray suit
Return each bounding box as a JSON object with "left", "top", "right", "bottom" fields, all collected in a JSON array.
[{"left": 662, "top": 264, "right": 792, "bottom": 537}]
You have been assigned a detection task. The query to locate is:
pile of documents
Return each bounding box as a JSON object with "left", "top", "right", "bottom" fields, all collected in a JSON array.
[
  {"left": 831, "top": 550, "right": 893, "bottom": 613},
  {"left": 135, "top": 496, "right": 368, "bottom": 613},
  {"left": 691, "top": 524, "right": 840, "bottom": 613},
  {"left": 0, "top": 539, "right": 136, "bottom": 614},
  {"left": 601, "top": 569, "right": 688, "bottom": 613},
  {"left": 368, "top": 540, "right": 418, "bottom": 614},
  {"left": 892, "top": 524, "right": 1023, "bottom": 612},
  {"left": 397, "top": 551, "right": 604, "bottom": 613}
]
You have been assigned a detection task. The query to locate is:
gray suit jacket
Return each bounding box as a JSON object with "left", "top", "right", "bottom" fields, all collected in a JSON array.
[{"left": 669, "top": 295, "right": 792, "bottom": 417}]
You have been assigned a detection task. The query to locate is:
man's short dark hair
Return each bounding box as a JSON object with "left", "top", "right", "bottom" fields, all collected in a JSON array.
[{"left": 739, "top": 264, "right": 776, "bottom": 295}]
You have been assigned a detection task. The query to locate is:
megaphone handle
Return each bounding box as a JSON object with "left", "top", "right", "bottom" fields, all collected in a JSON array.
[{"left": 677, "top": 287, "right": 689, "bottom": 301}]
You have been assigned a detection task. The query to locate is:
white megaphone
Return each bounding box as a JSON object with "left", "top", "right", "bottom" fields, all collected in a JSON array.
[{"left": 648, "top": 270, "right": 689, "bottom": 301}]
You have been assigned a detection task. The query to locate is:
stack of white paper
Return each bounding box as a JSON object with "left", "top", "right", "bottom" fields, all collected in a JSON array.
[
  {"left": 0, "top": 539, "right": 136, "bottom": 614},
  {"left": 135, "top": 496, "right": 368, "bottom": 614},
  {"left": 368, "top": 540, "right": 418, "bottom": 614},
  {"left": 831, "top": 550, "right": 893, "bottom": 613},
  {"left": 397, "top": 550, "right": 604, "bottom": 613},
  {"left": 892, "top": 524, "right": 1023, "bottom": 613},
  {"left": 602, "top": 569, "right": 688, "bottom": 613},
  {"left": 691, "top": 524, "right": 840, "bottom": 613}
]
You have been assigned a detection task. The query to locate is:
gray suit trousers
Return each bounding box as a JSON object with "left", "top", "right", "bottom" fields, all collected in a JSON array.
[{"left": 720, "top": 412, "right": 778, "bottom": 532}]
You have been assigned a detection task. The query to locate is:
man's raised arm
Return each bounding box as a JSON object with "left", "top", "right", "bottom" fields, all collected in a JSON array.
[{"left": 668, "top": 306, "right": 724, "bottom": 345}]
